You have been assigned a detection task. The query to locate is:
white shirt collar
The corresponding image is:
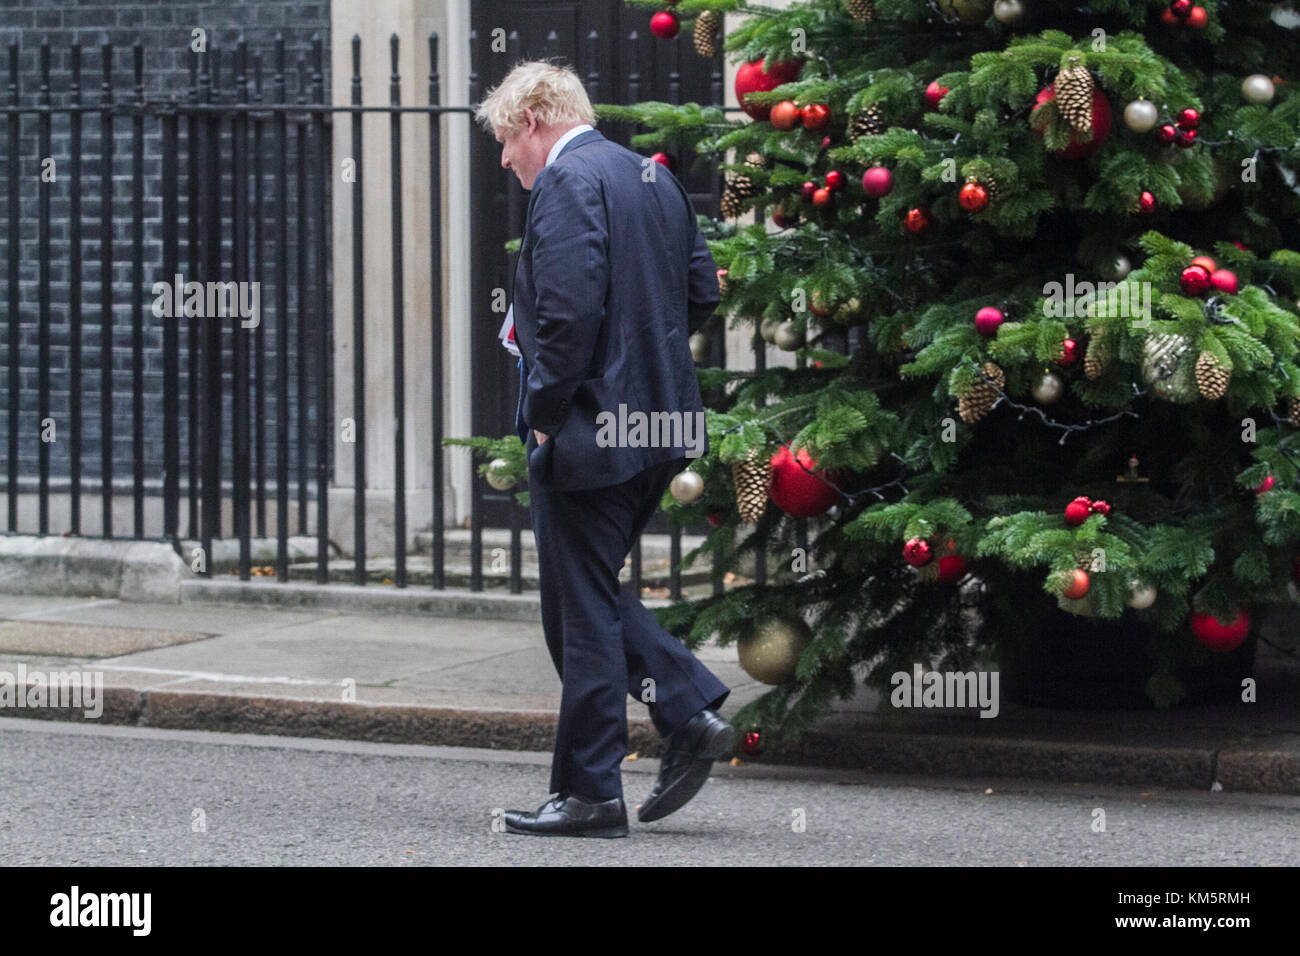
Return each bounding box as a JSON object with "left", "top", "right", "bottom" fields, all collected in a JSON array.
[{"left": 546, "top": 124, "right": 595, "bottom": 167}]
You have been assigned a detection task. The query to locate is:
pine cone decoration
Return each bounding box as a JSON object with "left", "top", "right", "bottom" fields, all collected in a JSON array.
[
  {"left": 845, "top": 0, "right": 875, "bottom": 23},
  {"left": 1055, "top": 56, "right": 1094, "bottom": 135},
  {"left": 720, "top": 183, "right": 745, "bottom": 219},
  {"left": 721, "top": 151, "right": 765, "bottom": 218},
  {"left": 849, "top": 105, "right": 886, "bottom": 143},
  {"left": 1084, "top": 329, "right": 1114, "bottom": 380},
  {"left": 732, "top": 449, "right": 773, "bottom": 524},
  {"left": 1288, "top": 396, "right": 1300, "bottom": 423},
  {"left": 693, "top": 10, "right": 722, "bottom": 58},
  {"left": 957, "top": 362, "right": 1004, "bottom": 423},
  {"left": 1195, "top": 351, "right": 1231, "bottom": 400}
]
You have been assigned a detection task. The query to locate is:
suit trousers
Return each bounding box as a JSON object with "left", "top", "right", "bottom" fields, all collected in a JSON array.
[{"left": 527, "top": 438, "right": 730, "bottom": 800}]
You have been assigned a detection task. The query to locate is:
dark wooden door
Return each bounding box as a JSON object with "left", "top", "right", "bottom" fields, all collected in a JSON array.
[{"left": 469, "top": 0, "right": 724, "bottom": 526}]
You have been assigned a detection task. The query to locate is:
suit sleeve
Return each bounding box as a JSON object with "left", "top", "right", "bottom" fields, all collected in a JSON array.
[
  {"left": 523, "top": 164, "right": 609, "bottom": 437},
  {"left": 686, "top": 214, "right": 720, "bottom": 335}
]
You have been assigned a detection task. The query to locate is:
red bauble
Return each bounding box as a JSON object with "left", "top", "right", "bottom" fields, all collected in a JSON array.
[
  {"left": 1061, "top": 568, "right": 1091, "bottom": 600},
  {"left": 810, "top": 289, "right": 833, "bottom": 316},
  {"left": 1190, "top": 255, "right": 1217, "bottom": 274},
  {"left": 1178, "top": 107, "right": 1200, "bottom": 129},
  {"left": 802, "top": 103, "right": 830, "bottom": 130},
  {"left": 1186, "top": 6, "right": 1207, "bottom": 28},
  {"left": 768, "top": 445, "right": 840, "bottom": 517},
  {"left": 959, "top": 181, "right": 989, "bottom": 212},
  {"left": 1090, "top": 499, "right": 1112, "bottom": 516},
  {"left": 936, "top": 554, "right": 967, "bottom": 584},
  {"left": 1256, "top": 475, "right": 1275, "bottom": 494},
  {"left": 735, "top": 58, "right": 804, "bottom": 121},
  {"left": 812, "top": 187, "right": 833, "bottom": 208},
  {"left": 1190, "top": 608, "right": 1250, "bottom": 652},
  {"left": 1138, "top": 190, "right": 1156, "bottom": 213},
  {"left": 861, "top": 166, "right": 893, "bottom": 197},
  {"left": 769, "top": 100, "right": 802, "bottom": 131},
  {"left": 824, "top": 169, "right": 844, "bottom": 192},
  {"left": 974, "top": 306, "right": 1004, "bottom": 337},
  {"left": 1033, "top": 83, "right": 1112, "bottom": 159},
  {"left": 1057, "top": 338, "right": 1079, "bottom": 366},
  {"left": 706, "top": 511, "right": 725, "bottom": 528},
  {"left": 650, "top": 11, "right": 680, "bottom": 39},
  {"left": 1171, "top": 0, "right": 1192, "bottom": 16},
  {"left": 925, "top": 81, "right": 949, "bottom": 110},
  {"left": 771, "top": 203, "right": 799, "bottom": 228},
  {"left": 1156, "top": 123, "right": 1177, "bottom": 144},
  {"left": 801, "top": 180, "right": 817, "bottom": 201},
  {"left": 1065, "top": 496, "right": 1093, "bottom": 525},
  {"left": 903, "top": 207, "right": 929, "bottom": 233},
  {"left": 1181, "top": 264, "right": 1212, "bottom": 295},
  {"left": 1232, "top": 240, "right": 1249, "bottom": 252},
  {"left": 1175, "top": 127, "right": 1197, "bottom": 148},
  {"left": 741, "top": 729, "right": 762, "bottom": 756},
  {"left": 650, "top": 151, "right": 676, "bottom": 174},
  {"left": 904, "top": 537, "right": 934, "bottom": 567},
  {"left": 1210, "top": 269, "right": 1239, "bottom": 295}
]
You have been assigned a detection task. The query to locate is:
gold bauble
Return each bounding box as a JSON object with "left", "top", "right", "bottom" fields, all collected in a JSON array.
[
  {"left": 938, "top": 0, "right": 992, "bottom": 24},
  {"left": 486, "top": 458, "right": 516, "bottom": 490},
  {"left": 773, "top": 319, "right": 805, "bottom": 351},
  {"left": 737, "top": 615, "right": 813, "bottom": 685},
  {"left": 689, "top": 332, "right": 710, "bottom": 363},
  {"left": 760, "top": 315, "right": 781, "bottom": 344},
  {"left": 669, "top": 470, "right": 705, "bottom": 504}
]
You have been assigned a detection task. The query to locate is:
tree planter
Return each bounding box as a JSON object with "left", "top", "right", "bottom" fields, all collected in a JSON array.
[{"left": 1000, "top": 604, "right": 1258, "bottom": 710}]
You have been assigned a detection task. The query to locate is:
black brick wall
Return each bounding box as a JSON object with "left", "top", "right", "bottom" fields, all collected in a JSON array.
[{"left": 0, "top": 0, "right": 332, "bottom": 514}]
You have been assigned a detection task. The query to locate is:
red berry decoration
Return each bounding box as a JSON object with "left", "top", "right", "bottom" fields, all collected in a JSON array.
[
  {"left": 1190, "top": 608, "right": 1250, "bottom": 652},
  {"left": 925, "top": 80, "right": 949, "bottom": 109},
  {"left": 741, "top": 729, "right": 762, "bottom": 756},
  {"left": 734, "top": 58, "right": 805, "bottom": 121},
  {"left": 1033, "top": 83, "right": 1112, "bottom": 159},
  {"left": 1178, "top": 107, "right": 1200, "bottom": 129},
  {"left": 1186, "top": 6, "right": 1207, "bottom": 29},
  {"left": 1160, "top": 7, "right": 1180, "bottom": 25},
  {"left": 1057, "top": 338, "right": 1079, "bottom": 366},
  {"left": 1175, "top": 127, "right": 1197, "bottom": 148},
  {"left": 650, "top": 151, "right": 676, "bottom": 174},
  {"left": 821, "top": 135, "right": 832, "bottom": 150},
  {"left": 812, "top": 187, "right": 833, "bottom": 208},
  {"left": 1061, "top": 569, "right": 1091, "bottom": 600},
  {"left": 974, "top": 306, "right": 1004, "bottom": 338},
  {"left": 768, "top": 445, "right": 840, "bottom": 517},
  {"left": 959, "top": 181, "right": 989, "bottom": 212},
  {"left": 1089, "top": 499, "right": 1112, "bottom": 516},
  {"left": 771, "top": 203, "right": 799, "bottom": 228},
  {"left": 1171, "top": 0, "right": 1192, "bottom": 15},
  {"left": 824, "top": 169, "right": 844, "bottom": 192},
  {"left": 769, "top": 100, "right": 802, "bottom": 131},
  {"left": 1209, "top": 269, "right": 1239, "bottom": 295},
  {"left": 1232, "top": 240, "right": 1249, "bottom": 252},
  {"left": 801, "top": 102, "right": 830, "bottom": 130},
  {"left": 1156, "top": 124, "right": 1177, "bottom": 144},
  {"left": 861, "top": 166, "right": 893, "bottom": 197},
  {"left": 1181, "top": 264, "right": 1212, "bottom": 295},
  {"left": 903, "top": 207, "right": 929, "bottom": 233},
  {"left": 904, "top": 537, "right": 934, "bottom": 567},
  {"left": 801, "top": 180, "right": 817, "bottom": 201},
  {"left": 1138, "top": 190, "right": 1156, "bottom": 213},
  {"left": 1256, "top": 475, "right": 1275, "bottom": 494},
  {"left": 1065, "top": 496, "right": 1093, "bottom": 525},
  {"left": 650, "top": 11, "right": 680, "bottom": 39},
  {"left": 707, "top": 511, "right": 725, "bottom": 528}
]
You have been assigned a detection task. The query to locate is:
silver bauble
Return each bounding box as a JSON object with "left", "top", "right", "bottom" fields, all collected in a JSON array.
[
  {"left": 1127, "top": 580, "right": 1157, "bottom": 610},
  {"left": 1032, "top": 371, "right": 1064, "bottom": 404},
  {"left": 1141, "top": 332, "right": 1198, "bottom": 404},
  {"left": 773, "top": 319, "right": 805, "bottom": 351},
  {"left": 486, "top": 457, "right": 516, "bottom": 490},
  {"left": 1106, "top": 254, "right": 1132, "bottom": 281},
  {"left": 669, "top": 470, "right": 705, "bottom": 504},
  {"left": 993, "top": 0, "right": 1024, "bottom": 23},
  {"left": 1242, "top": 74, "right": 1275, "bottom": 105},
  {"left": 760, "top": 315, "right": 781, "bottom": 344},
  {"left": 1123, "top": 99, "right": 1159, "bottom": 133},
  {"left": 689, "top": 332, "right": 710, "bottom": 363}
]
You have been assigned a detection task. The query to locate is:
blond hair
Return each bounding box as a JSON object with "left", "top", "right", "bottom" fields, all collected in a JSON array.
[{"left": 474, "top": 59, "right": 597, "bottom": 138}]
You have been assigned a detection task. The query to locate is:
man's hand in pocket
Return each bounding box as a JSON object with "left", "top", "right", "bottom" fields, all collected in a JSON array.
[{"left": 534, "top": 429, "right": 549, "bottom": 445}]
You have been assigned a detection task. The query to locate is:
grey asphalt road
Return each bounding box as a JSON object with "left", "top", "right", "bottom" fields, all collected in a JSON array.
[{"left": 1, "top": 718, "right": 1297, "bottom": 866}]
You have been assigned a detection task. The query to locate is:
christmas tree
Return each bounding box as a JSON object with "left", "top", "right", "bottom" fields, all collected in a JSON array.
[{"left": 468, "top": 0, "right": 1300, "bottom": 746}]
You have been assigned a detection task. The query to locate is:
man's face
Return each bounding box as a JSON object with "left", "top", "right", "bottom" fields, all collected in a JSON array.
[{"left": 496, "top": 109, "right": 549, "bottom": 190}]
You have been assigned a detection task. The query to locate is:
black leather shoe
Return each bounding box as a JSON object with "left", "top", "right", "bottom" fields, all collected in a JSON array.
[
  {"left": 503, "top": 793, "right": 629, "bottom": 838},
  {"left": 638, "top": 708, "right": 735, "bottom": 823}
]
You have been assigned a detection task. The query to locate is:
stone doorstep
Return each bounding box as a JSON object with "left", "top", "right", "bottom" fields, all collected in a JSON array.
[{"left": 3, "top": 687, "right": 1297, "bottom": 794}]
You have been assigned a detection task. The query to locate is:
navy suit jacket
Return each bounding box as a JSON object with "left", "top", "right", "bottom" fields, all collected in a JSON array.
[{"left": 511, "top": 128, "right": 720, "bottom": 491}]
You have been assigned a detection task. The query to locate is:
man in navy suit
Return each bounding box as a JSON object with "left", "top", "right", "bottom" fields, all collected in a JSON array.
[{"left": 475, "top": 62, "right": 734, "bottom": 837}]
